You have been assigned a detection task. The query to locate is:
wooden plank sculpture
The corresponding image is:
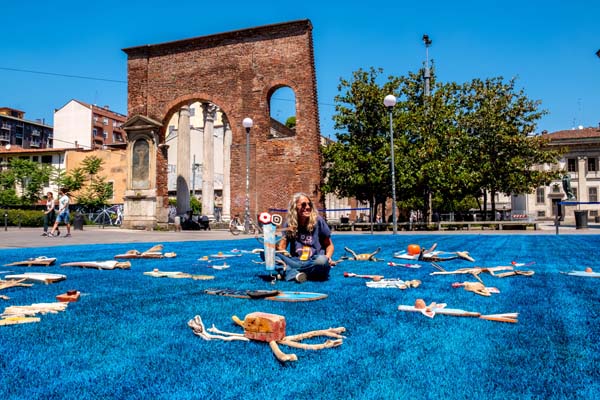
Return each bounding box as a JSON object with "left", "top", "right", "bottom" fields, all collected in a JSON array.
[
  {"left": 144, "top": 269, "right": 214, "bottom": 280},
  {"left": 4, "top": 273, "right": 66, "bottom": 284},
  {"left": 188, "top": 312, "right": 346, "bottom": 363},
  {"left": 115, "top": 244, "right": 176, "bottom": 259},
  {"left": 61, "top": 261, "right": 131, "bottom": 270},
  {"left": 398, "top": 299, "right": 518, "bottom": 323},
  {"left": 451, "top": 281, "right": 499, "bottom": 297},
  {"left": 0, "top": 301, "right": 69, "bottom": 326},
  {"left": 431, "top": 266, "right": 534, "bottom": 283},
  {"left": 4, "top": 256, "right": 57, "bottom": 267}
]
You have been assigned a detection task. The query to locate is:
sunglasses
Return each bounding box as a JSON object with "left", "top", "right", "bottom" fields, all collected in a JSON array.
[{"left": 299, "top": 201, "right": 312, "bottom": 209}]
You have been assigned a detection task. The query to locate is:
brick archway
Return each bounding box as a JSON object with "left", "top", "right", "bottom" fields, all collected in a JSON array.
[{"left": 122, "top": 20, "right": 322, "bottom": 227}]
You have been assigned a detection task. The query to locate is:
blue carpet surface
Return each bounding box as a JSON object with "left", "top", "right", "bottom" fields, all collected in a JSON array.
[{"left": 0, "top": 234, "right": 598, "bottom": 399}]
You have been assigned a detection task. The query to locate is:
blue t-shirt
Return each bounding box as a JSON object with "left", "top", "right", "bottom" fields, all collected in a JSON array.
[{"left": 284, "top": 216, "right": 331, "bottom": 258}]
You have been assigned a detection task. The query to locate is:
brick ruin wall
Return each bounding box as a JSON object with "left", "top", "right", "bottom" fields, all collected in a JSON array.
[{"left": 124, "top": 20, "right": 322, "bottom": 215}]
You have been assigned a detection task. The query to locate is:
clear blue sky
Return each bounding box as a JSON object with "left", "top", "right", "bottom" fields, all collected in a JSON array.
[{"left": 2, "top": 0, "right": 599, "bottom": 136}]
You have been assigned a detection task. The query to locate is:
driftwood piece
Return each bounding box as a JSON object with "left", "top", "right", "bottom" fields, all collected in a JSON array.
[
  {"left": 1, "top": 302, "right": 68, "bottom": 318},
  {"left": 188, "top": 315, "right": 249, "bottom": 342},
  {"left": 398, "top": 299, "right": 518, "bottom": 323},
  {"left": 282, "top": 327, "right": 346, "bottom": 342},
  {"left": 268, "top": 340, "right": 298, "bottom": 362},
  {"left": 432, "top": 266, "right": 533, "bottom": 283},
  {"left": 0, "top": 316, "right": 41, "bottom": 326},
  {"left": 190, "top": 314, "right": 346, "bottom": 363},
  {"left": 452, "top": 281, "right": 499, "bottom": 296},
  {"left": 342, "top": 247, "right": 382, "bottom": 261},
  {"left": 0, "top": 278, "right": 33, "bottom": 291}
]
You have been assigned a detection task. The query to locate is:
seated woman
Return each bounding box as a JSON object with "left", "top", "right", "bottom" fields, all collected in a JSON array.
[{"left": 275, "top": 192, "right": 335, "bottom": 282}]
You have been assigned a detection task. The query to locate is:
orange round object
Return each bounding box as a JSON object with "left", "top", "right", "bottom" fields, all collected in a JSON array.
[
  {"left": 414, "top": 299, "right": 426, "bottom": 309},
  {"left": 407, "top": 244, "right": 421, "bottom": 255},
  {"left": 585, "top": 267, "right": 593, "bottom": 273}
]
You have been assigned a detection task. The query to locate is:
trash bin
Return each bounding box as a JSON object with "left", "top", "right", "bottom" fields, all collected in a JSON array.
[
  {"left": 73, "top": 213, "right": 85, "bottom": 230},
  {"left": 574, "top": 210, "right": 588, "bottom": 229},
  {"left": 595, "top": 215, "right": 600, "bottom": 223}
]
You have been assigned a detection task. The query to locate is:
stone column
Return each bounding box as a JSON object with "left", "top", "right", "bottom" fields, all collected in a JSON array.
[
  {"left": 222, "top": 115, "right": 232, "bottom": 221},
  {"left": 578, "top": 156, "right": 587, "bottom": 201},
  {"left": 176, "top": 105, "right": 191, "bottom": 215},
  {"left": 202, "top": 103, "right": 217, "bottom": 219}
]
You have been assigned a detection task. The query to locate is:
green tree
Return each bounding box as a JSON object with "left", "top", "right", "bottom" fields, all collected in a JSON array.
[
  {"left": 459, "top": 77, "right": 562, "bottom": 219},
  {"left": 396, "top": 67, "right": 477, "bottom": 221},
  {"left": 0, "top": 159, "right": 52, "bottom": 205},
  {"left": 322, "top": 67, "right": 402, "bottom": 220},
  {"left": 285, "top": 116, "right": 296, "bottom": 129},
  {"left": 55, "top": 156, "right": 113, "bottom": 209}
]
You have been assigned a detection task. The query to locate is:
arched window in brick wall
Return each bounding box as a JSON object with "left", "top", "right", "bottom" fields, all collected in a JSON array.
[{"left": 268, "top": 86, "right": 296, "bottom": 139}]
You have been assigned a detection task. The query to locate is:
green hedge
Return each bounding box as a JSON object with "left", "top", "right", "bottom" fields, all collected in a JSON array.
[{"left": 0, "top": 209, "right": 45, "bottom": 227}]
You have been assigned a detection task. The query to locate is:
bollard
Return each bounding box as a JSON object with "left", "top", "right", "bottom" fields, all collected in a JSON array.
[{"left": 3, "top": 211, "right": 7, "bottom": 231}]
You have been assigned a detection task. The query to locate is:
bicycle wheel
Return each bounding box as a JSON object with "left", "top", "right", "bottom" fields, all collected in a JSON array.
[{"left": 229, "top": 220, "right": 241, "bottom": 235}]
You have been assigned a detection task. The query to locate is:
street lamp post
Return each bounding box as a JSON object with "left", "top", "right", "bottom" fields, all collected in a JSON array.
[
  {"left": 383, "top": 95, "right": 397, "bottom": 234},
  {"left": 242, "top": 117, "right": 253, "bottom": 233},
  {"left": 423, "top": 34, "right": 433, "bottom": 224}
]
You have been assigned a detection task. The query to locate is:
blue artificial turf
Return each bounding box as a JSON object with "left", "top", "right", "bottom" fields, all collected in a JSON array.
[{"left": 0, "top": 234, "right": 599, "bottom": 400}]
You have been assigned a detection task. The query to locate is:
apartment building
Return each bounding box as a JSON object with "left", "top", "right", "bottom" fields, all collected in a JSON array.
[
  {"left": 0, "top": 146, "right": 126, "bottom": 205},
  {"left": 513, "top": 126, "right": 600, "bottom": 222},
  {"left": 53, "top": 100, "right": 127, "bottom": 149},
  {"left": 0, "top": 107, "right": 53, "bottom": 149}
]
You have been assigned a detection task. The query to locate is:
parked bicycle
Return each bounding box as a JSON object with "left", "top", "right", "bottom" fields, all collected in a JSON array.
[{"left": 229, "top": 214, "right": 262, "bottom": 235}]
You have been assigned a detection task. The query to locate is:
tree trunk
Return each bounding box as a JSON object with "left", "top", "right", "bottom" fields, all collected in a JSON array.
[
  {"left": 482, "top": 191, "right": 488, "bottom": 221},
  {"left": 491, "top": 189, "right": 497, "bottom": 221}
]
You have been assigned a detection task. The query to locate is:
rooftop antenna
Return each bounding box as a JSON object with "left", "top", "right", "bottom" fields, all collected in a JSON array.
[{"left": 422, "top": 34, "right": 432, "bottom": 98}]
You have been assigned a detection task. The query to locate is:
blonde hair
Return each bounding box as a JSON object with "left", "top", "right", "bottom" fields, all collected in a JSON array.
[{"left": 285, "top": 192, "right": 318, "bottom": 238}]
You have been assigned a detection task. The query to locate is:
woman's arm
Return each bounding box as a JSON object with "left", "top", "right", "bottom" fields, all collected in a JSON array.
[
  {"left": 322, "top": 237, "right": 334, "bottom": 262},
  {"left": 277, "top": 236, "right": 288, "bottom": 252}
]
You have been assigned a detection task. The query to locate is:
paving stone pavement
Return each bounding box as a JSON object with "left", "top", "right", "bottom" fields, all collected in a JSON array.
[{"left": 0, "top": 221, "right": 598, "bottom": 249}]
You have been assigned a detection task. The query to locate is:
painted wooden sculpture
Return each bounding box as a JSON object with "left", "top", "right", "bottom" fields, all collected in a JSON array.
[{"left": 188, "top": 312, "right": 346, "bottom": 363}]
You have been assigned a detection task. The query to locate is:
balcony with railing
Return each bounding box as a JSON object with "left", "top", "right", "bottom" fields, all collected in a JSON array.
[
  {"left": 1, "top": 123, "right": 10, "bottom": 130},
  {"left": 31, "top": 128, "right": 41, "bottom": 136},
  {"left": 0, "top": 132, "right": 9, "bottom": 142},
  {"left": 30, "top": 139, "right": 41, "bottom": 147}
]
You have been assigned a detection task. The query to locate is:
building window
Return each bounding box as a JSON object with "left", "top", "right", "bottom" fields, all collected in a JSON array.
[
  {"left": 103, "top": 130, "right": 108, "bottom": 139},
  {"left": 41, "top": 155, "right": 52, "bottom": 164},
  {"left": 93, "top": 115, "right": 98, "bottom": 123},
  {"left": 567, "top": 158, "right": 577, "bottom": 172},
  {"left": 107, "top": 181, "right": 114, "bottom": 200},
  {"left": 536, "top": 188, "right": 545, "bottom": 204},
  {"left": 589, "top": 187, "right": 598, "bottom": 202},
  {"left": 537, "top": 210, "right": 546, "bottom": 218},
  {"left": 103, "top": 117, "right": 108, "bottom": 125},
  {"left": 93, "top": 128, "right": 98, "bottom": 136},
  {"left": 588, "top": 158, "right": 597, "bottom": 172},
  {"left": 591, "top": 210, "right": 598, "bottom": 217},
  {"left": 32, "top": 156, "right": 39, "bottom": 162}
]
